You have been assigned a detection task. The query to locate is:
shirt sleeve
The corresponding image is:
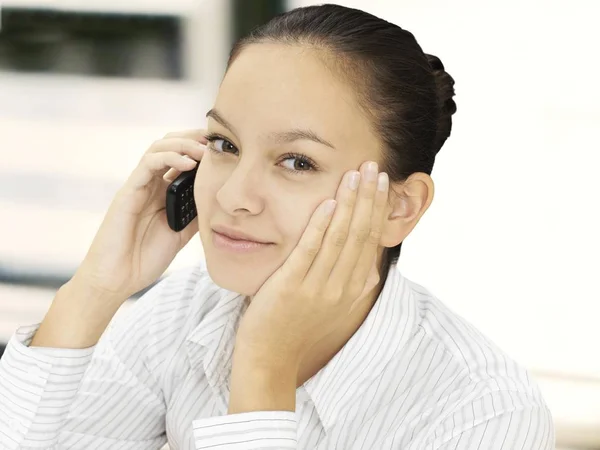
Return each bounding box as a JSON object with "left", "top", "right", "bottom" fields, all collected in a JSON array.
[
  {"left": 192, "top": 410, "right": 298, "bottom": 449},
  {"left": 0, "top": 282, "right": 169, "bottom": 450},
  {"left": 427, "top": 391, "right": 555, "bottom": 450}
]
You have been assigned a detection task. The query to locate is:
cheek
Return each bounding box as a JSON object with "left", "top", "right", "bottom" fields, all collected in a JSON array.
[
  {"left": 266, "top": 173, "right": 342, "bottom": 250},
  {"left": 271, "top": 192, "right": 325, "bottom": 249}
]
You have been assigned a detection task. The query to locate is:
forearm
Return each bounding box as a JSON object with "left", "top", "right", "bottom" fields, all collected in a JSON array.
[{"left": 31, "top": 277, "right": 126, "bottom": 349}]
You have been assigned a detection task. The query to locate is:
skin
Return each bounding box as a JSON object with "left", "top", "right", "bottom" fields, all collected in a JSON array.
[{"left": 193, "top": 43, "right": 434, "bottom": 413}]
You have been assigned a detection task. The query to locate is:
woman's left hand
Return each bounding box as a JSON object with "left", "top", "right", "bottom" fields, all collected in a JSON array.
[{"left": 234, "top": 160, "right": 389, "bottom": 372}]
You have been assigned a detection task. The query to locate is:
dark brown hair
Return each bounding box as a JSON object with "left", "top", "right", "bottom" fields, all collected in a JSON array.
[{"left": 227, "top": 4, "right": 457, "bottom": 275}]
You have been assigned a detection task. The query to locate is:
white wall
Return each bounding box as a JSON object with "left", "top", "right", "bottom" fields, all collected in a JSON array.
[{"left": 289, "top": 0, "right": 600, "bottom": 377}]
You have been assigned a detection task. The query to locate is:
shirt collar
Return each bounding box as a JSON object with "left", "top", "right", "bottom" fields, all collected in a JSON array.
[
  {"left": 185, "top": 263, "right": 416, "bottom": 435},
  {"left": 302, "top": 263, "right": 416, "bottom": 433},
  {"left": 185, "top": 286, "right": 246, "bottom": 395}
]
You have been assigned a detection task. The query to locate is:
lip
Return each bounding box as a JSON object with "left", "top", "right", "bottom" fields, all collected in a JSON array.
[
  {"left": 211, "top": 225, "right": 272, "bottom": 244},
  {"left": 211, "top": 225, "right": 274, "bottom": 253}
]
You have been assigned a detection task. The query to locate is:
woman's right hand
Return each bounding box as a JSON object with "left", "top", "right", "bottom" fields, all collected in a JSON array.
[{"left": 72, "top": 129, "right": 207, "bottom": 304}]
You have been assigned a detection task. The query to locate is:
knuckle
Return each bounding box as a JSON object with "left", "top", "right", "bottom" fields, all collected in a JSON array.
[
  {"left": 331, "top": 230, "right": 348, "bottom": 247},
  {"left": 351, "top": 227, "right": 370, "bottom": 245},
  {"left": 177, "top": 141, "right": 187, "bottom": 154},
  {"left": 368, "top": 228, "right": 382, "bottom": 245},
  {"left": 341, "top": 194, "right": 356, "bottom": 208},
  {"left": 360, "top": 187, "right": 375, "bottom": 199},
  {"left": 301, "top": 242, "right": 320, "bottom": 258}
]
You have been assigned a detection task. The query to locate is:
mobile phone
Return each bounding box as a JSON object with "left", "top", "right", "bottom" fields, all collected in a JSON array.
[{"left": 166, "top": 165, "right": 198, "bottom": 232}]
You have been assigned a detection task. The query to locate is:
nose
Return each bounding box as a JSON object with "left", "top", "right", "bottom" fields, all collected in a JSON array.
[{"left": 215, "top": 161, "right": 265, "bottom": 217}]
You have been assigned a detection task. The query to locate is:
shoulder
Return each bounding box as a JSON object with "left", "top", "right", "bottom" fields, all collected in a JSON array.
[
  {"left": 399, "top": 276, "right": 549, "bottom": 415},
  {"left": 405, "top": 277, "right": 535, "bottom": 391},
  {"left": 392, "top": 276, "right": 553, "bottom": 447}
]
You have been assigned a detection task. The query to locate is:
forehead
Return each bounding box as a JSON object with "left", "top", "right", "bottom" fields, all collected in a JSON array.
[{"left": 215, "top": 43, "right": 379, "bottom": 153}]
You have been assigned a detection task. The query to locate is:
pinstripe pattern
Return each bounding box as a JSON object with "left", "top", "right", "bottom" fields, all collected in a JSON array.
[{"left": 0, "top": 260, "right": 554, "bottom": 449}]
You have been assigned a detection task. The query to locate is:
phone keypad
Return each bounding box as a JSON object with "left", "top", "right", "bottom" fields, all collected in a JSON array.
[
  {"left": 177, "top": 183, "right": 196, "bottom": 228},
  {"left": 167, "top": 168, "right": 199, "bottom": 232}
]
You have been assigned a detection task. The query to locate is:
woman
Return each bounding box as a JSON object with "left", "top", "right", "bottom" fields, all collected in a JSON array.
[{"left": 0, "top": 4, "right": 554, "bottom": 450}]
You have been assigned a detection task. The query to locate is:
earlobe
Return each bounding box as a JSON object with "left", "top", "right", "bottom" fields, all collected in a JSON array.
[{"left": 380, "top": 192, "right": 409, "bottom": 248}]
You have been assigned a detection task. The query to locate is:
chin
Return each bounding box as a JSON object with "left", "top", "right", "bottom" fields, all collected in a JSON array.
[{"left": 204, "top": 256, "right": 266, "bottom": 296}]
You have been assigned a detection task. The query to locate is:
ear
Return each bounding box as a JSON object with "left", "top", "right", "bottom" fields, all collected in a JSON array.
[{"left": 380, "top": 173, "right": 434, "bottom": 248}]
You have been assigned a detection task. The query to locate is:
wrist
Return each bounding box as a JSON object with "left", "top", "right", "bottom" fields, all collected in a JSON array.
[
  {"left": 229, "top": 354, "right": 298, "bottom": 414},
  {"left": 233, "top": 341, "right": 300, "bottom": 374},
  {"left": 66, "top": 274, "right": 128, "bottom": 308}
]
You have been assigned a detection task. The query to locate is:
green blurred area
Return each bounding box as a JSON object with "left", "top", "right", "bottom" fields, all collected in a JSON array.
[
  {"left": 0, "top": 0, "right": 285, "bottom": 79},
  {"left": 231, "top": 0, "right": 286, "bottom": 43}
]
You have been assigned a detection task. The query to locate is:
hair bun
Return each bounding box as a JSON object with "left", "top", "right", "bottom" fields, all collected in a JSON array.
[
  {"left": 425, "top": 53, "right": 457, "bottom": 154},
  {"left": 425, "top": 53, "right": 444, "bottom": 71}
]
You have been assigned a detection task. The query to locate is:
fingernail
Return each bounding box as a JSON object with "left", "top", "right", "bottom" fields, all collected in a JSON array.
[
  {"left": 377, "top": 172, "right": 389, "bottom": 191},
  {"left": 365, "top": 162, "right": 378, "bottom": 182},
  {"left": 347, "top": 171, "right": 360, "bottom": 190},
  {"left": 324, "top": 199, "right": 337, "bottom": 215}
]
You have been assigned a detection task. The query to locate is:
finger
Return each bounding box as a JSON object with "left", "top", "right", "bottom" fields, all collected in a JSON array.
[
  {"left": 163, "top": 128, "right": 208, "bottom": 144},
  {"left": 128, "top": 151, "right": 198, "bottom": 190},
  {"left": 163, "top": 167, "right": 181, "bottom": 183},
  {"left": 279, "top": 199, "right": 337, "bottom": 281},
  {"left": 147, "top": 137, "right": 206, "bottom": 162},
  {"left": 327, "top": 161, "right": 379, "bottom": 290},
  {"left": 303, "top": 170, "right": 360, "bottom": 287},
  {"left": 163, "top": 156, "right": 194, "bottom": 183},
  {"left": 346, "top": 172, "right": 389, "bottom": 300},
  {"left": 148, "top": 137, "right": 205, "bottom": 183}
]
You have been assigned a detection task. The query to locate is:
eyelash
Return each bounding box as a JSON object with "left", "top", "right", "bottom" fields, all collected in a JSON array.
[{"left": 204, "top": 132, "right": 320, "bottom": 174}]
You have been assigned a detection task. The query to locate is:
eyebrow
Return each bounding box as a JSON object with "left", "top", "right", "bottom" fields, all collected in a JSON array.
[{"left": 205, "top": 108, "right": 336, "bottom": 150}]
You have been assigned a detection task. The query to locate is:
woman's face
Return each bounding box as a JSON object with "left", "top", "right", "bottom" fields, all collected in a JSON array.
[{"left": 195, "top": 43, "right": 383, "bottom": 295}]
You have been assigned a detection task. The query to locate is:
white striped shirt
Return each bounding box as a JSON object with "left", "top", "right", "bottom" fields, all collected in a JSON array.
[{"left": 0, "top": 259, "right": 554, "bottom": 449}]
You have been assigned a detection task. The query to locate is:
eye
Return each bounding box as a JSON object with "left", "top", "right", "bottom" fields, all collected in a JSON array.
[
  {"left": 205, "top": 133, "right": 238, "bottom": 155},
  {"left": 279, "top": 153, "right": 318, "bottom": 173}
]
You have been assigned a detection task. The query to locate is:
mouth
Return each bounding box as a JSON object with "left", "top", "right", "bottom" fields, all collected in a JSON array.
[{"left": 211, "top": 225, "right": 274, "bottom": 253}]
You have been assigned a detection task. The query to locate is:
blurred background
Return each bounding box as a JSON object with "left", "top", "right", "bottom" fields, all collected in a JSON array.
[{"left": 0, "top": 0, "right": 598, "bottom": 448}]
